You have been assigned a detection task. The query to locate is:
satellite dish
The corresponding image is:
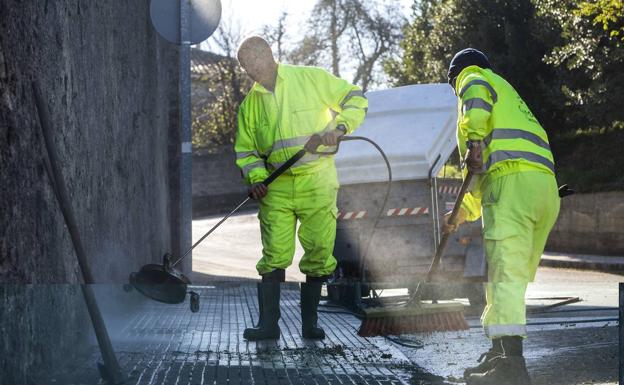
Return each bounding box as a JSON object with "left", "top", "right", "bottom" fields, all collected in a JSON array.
[{"left": 150, "top": 0, "right": 222, "bottom": 45}]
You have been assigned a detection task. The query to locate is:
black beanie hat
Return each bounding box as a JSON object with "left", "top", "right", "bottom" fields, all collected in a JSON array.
[{"left": 447, "top": 48, "right": 491, "bottom": 89}]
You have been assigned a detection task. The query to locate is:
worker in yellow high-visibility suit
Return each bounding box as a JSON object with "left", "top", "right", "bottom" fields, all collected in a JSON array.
[
  {"left": 234, "top": 36, "right": 368, "bottom": 341},
  {"left": 443, "top": 48, "right": 560, "bottom": 385}
]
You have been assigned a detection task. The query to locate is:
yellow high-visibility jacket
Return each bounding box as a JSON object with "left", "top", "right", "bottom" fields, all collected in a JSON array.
[
  {"left": 456, "top": 66, "right": 556, "bottom": 221},
  {"left": 235, "top": 64, "right": 368, "bottom": 184}
]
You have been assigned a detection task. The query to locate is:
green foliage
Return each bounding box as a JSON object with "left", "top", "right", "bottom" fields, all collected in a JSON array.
[
  {"left": 192, "top": 61, "right": 251, "bottom": 150},
  {"left": 289, "top": 0, "right": 404, "bottom": 91},
  {"left": 191, "top": 16, "right": 259, "bottom": 150},
  {"left": 388, "top": 0, "right": 624, "bottom": 191},
  {"left": 191, "top": 24, "right": 253, "bottom": 151},
  {"left": 537, "top": 0, "right": 624, "bottom": 131},
  {"left": 579, "top": 0, "right": 624, "bottom": 41},
  {"left": 553, "top": 126, "right": 624, "bottom": 192},
  {"left": 385, "top": 0, "right": 565, "bottom": 135}
]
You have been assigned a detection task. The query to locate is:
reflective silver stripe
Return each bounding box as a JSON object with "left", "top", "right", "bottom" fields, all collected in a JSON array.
[
  {"left": 484, "top": 324, "right": 527, "bottom": 338},
  {"left": 236, "top": 150, "right": 260, "bottom": 160},
  {"left": 484, "top": 128, "right": 551, "bottom": 151},
  {"left": 271, "top": 136, "right": 309, "bottom": 152},
  {"left": 486, "top": 150, "right": 555, "bottom": 173},
  {"left": 459, "top": 79, "right": 498, "bottom": 103},
  {"left": 342, "top": 105, "right": 365, "bottom": 111},
  {"left": 269, "top": 153, "right": 322, "bottom": 170},
  {"left": 463, "top": 98, "right": 493, "bottom": 113},
  {"left": 241, "top": 160, "right": 266, "bottom": 177},
  {"left": 340, "top": 90, "right": 366, "bottom": 108},
  {"left": 271, "top": 126, "right": 337, "bottom": 154}
]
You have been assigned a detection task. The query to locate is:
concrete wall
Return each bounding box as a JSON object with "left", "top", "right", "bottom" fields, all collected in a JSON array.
[
  {"left": 191, "top": 148, "right": 624, "bottom": 257},
  {"left": 547, "top": 192, "right": 624, "bottom": 256},
  {"left": 192, "top": 146, "right": 256, "bottom": 217},
  {"left": 0, "top": 1, "right": 179, "bottom": 383}
]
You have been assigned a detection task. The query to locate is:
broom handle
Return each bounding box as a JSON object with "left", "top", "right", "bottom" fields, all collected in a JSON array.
[
  {"left": 33, "top": 81, "right": 125, "bottom": 384},
  {"left": 408, "top": 170, "right": 473, "bottom": 304},
  {"left": 426, "top": 170, "right": 474, "bottom": 280}
]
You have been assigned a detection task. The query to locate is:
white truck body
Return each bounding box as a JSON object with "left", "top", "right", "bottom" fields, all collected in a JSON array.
[{"left": 335, "top": 83, "right": 458, "bottom": 185}]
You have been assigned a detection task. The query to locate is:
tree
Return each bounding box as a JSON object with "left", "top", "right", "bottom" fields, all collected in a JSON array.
[
  {"left": 347, "top": 1, "right": 404, "bottom": 91},
  {"left": 536, "top": 0, "right": 624, "bottom": 131},
  {"left": 388, "top": 0, "right": 624, "bottom": 191},
  {"left": 262, "top": 11, "right": 289, "bottom": 62},
  {"left": 289, "top": 0, "right": 353, "bottom": 77},
  {"left": 192, "top": 21, "right": 251, "bottom": 150},
  {"left": 383, "top": 0, "right": 437, "bottom": 86},
  {"left": 385, "top": 0, "right": 565, "bottom": 135},
  {"left": 290, "top": 0, "right": 404, "bottom": 91}
]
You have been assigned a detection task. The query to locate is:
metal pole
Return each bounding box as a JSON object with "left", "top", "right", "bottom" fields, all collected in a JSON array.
[
  {"left": 179, "top": 0, "right": 192, "bottom": 272},
  {"left": 619, "top": 282, "right": 623, "bottom": 384}
]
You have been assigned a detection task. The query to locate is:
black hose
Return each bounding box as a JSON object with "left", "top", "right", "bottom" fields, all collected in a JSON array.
[
  {"left": 317, "top": 309, "right": 363, "bottom": 319},
  {"left": 383, "top": 336, "right": 425, "bottom": 349},
  {"left": 321, "top": 306, "right": 619, "bottom": 329},
  {"left": 170, "top": 136, "right": 391, "bottom": 269},
  {"left": 468, "top": 317, "right": 618, "bottom": 329},
  {"left": 338, "top": 136, "right": 393, "bottom": 289}
]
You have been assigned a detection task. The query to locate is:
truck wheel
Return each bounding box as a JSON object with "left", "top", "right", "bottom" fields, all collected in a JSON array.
[{"left": 327, "top": 283, "right": 341, "bottom": 302}]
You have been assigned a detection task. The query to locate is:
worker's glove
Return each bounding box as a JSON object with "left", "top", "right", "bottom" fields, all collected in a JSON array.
[
  {"left": 248, "top": 183, "right": 268, "bottom": 200},
  {"left": 442, "top": 207, "right": 468, "bottom": 234},
  {"left": 464, "top": 140, "right": 484, "bottom": 173},
  {"left": 321, "top": 125, "right": 346, "bottom": 146}
]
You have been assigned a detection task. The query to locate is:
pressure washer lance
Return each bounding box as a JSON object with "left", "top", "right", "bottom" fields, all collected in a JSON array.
[{"left": 129, "top": 133, "right": 387, "bottom": 310}]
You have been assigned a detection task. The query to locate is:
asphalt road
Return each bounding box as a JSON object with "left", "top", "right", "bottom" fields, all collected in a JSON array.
[
  {"left": 191, "top": 210, "right": 307, "bottom": 282},
  {"left": 191, "top": 211, "right": 622, "bottom": 385}
]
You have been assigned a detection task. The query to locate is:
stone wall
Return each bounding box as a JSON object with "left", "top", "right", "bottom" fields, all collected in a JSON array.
[
  {"left": 0, "top": 0, "right": 180, "bottom": 283},
  {"left": 547, "top": 192, "right": 624, "bottom": 256},
  {"left": 192, "top": 146, "right": 256, "bottom": 217},
  {"left": 0, "top": 1, "right": 179, "bottom": 383}
]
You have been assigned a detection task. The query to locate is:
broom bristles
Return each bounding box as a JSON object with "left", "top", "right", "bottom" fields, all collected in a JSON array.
[{"left": 357, "top": 303, "right": 469, "bottom": 337}]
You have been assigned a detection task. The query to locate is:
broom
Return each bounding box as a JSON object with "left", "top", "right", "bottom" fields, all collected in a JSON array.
[{"left": 357, "top": 171, "right": 475, "bottom": 337}]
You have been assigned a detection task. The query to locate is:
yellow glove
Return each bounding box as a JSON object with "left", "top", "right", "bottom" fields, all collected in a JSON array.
[{"left": 442, "top": 207, "right": 468, "bottom": 234}]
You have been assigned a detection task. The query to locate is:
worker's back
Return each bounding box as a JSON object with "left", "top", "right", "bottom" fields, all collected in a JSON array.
[{"left": 455, "top": 66, "right": 555, "bottom": 182}]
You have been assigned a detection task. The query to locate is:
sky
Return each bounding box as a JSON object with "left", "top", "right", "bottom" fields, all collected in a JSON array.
[{"left": 198, "top": 0, "right": 414, "bottom": 53}]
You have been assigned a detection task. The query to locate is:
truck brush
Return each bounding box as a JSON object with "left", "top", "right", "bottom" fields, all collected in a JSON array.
[
  {"left": 356, "top": 171, "right": 475, "bottom": 336},
  {"left": 358, "top": 302, "right": 468, "bottom": 336}
]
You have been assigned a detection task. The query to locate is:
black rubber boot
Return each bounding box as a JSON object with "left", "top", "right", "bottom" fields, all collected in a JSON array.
[
  {"left": 467, "top": 337, "right": 532, "bottom": 385},
  {"left": 300, "top": 281, "right": 325, "bottom": 339},
  {"left": 463, "top": 338, "right": 504, "bottom": 379},
  {"left": 243, "top": 282, "right": 281, "bottom": 340},
  {"left": 251, "top": 283, "right": 264, "bottom": 329}
]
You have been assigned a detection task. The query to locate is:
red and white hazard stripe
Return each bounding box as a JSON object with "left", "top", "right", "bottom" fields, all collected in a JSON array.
[
  {"left": 336, "top": 211, "right": 367, "bottom": 220},
  {"left": 386, "top": 207, "right": 429, "bottom": 217},
  {"left": 439, "top": 185, "right": 461, "bottom": 195},
  {"left": 337, "top": 207, "right": 429, "bottom": 220}
]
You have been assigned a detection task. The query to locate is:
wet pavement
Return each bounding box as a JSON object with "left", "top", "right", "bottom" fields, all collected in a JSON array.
[
  {"left": 52, "top": 283, "right": 441, "bottom": 385},
  {"left": 50, "top": 280, "right": 618, "bottom": 385},
  {"left": 46, "top": 214, "right": 621, "bottom": 384}
]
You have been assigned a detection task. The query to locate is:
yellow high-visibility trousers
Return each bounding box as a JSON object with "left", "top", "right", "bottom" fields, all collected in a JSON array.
[
  {"left": 480, "top": 171, "right": 560, "bottom": 338},
  {"left": 256, "top": 166, "right": 339, "bottom": 277}
]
